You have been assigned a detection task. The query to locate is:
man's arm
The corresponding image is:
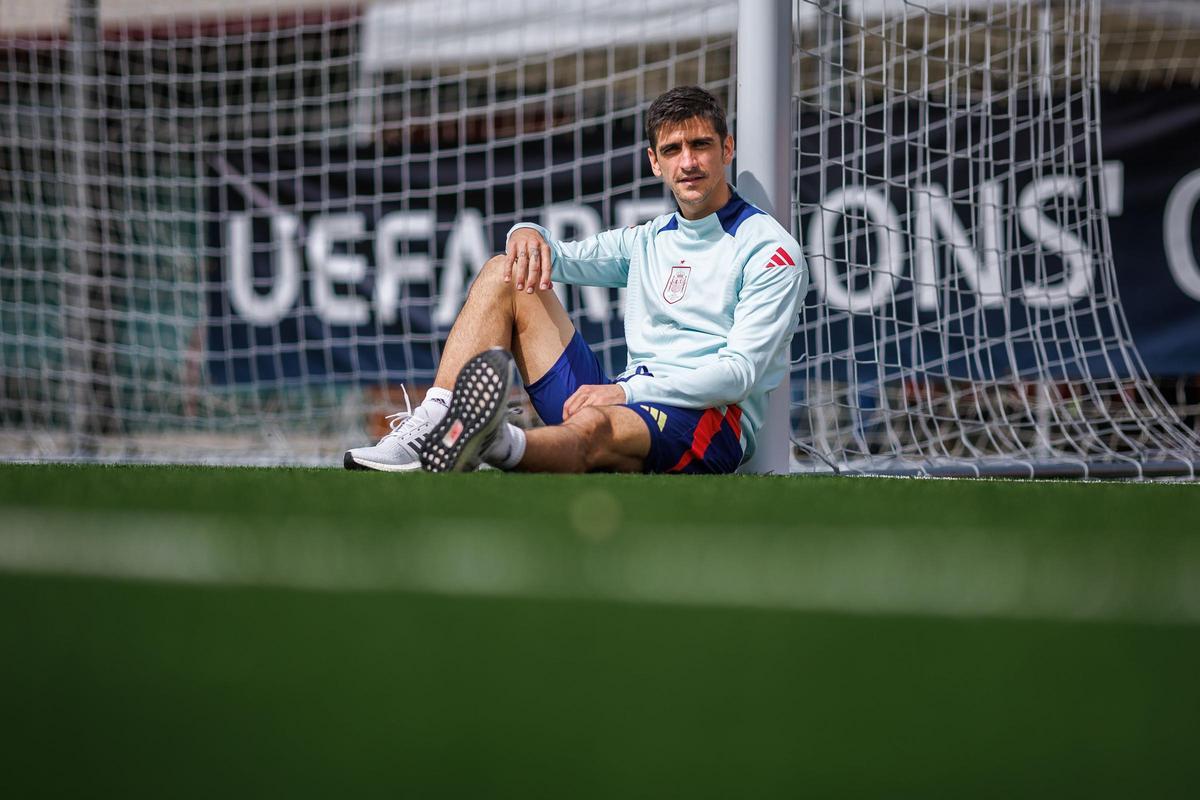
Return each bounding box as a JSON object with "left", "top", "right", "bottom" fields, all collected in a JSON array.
[
  {"left": 619, "top": 242, "right": 807, "bottom": 409},
  {"left": 505, "top": 222, "right": 640, "bottom": 289}
]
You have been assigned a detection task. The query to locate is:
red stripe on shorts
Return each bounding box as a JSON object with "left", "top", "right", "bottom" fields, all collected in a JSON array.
[{"left": 668, "top": 408, "right": 726, "bottom": 473}]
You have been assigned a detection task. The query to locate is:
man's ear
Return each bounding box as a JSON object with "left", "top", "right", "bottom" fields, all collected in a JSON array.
[
  {"left": 647, "top": 146, "right": 662, "bottom": 177},
  {"left": 722, "top": 134, "right": 735, "bottom": 165}
]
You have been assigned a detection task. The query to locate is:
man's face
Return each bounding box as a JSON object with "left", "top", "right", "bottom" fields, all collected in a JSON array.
[{"left": 647, "top": 116, "right": 735, "bottom": 219}]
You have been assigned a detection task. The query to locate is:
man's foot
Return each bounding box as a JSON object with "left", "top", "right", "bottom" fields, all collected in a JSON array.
[
  {"left": 421, "top": 348, "right": 516, "bottom": 473},
  {"left": 344, "top": 402, "right": 437, "bottom": 472}
]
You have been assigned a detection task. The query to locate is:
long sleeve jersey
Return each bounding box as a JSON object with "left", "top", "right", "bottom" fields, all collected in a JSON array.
[{"left": 508, "top": 189, "right": 807, "bottom": 462}]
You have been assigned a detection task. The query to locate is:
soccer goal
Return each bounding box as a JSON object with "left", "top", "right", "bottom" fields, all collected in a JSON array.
[{"left": 1, "top": 0, "right": 1197, "bottom": 477}]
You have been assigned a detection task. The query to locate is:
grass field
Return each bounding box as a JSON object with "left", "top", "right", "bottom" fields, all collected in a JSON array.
[{"left": 2, "top": 464, "right": 1199, "bottom": 797}]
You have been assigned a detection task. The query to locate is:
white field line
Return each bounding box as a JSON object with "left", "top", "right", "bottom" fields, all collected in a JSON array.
[{"left": 2, "top": 507, "right": 1199, "bottom": 626}]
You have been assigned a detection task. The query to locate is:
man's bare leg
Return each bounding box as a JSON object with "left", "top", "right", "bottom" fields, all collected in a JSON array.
[
  {"left": 348, "top": 253, "right": 573, "bottom": 472},
  {"left": 420, "top": 254, "right": 654, "bottom": 474},
  {"left": 434, "top": 255, "right": 576, "bottom": 389},
  {"left": 421, "top": 348, "right": 652, "bottom": 474},
  {"left": 517, "top": 406, "right": 651, "bottom": 473}
]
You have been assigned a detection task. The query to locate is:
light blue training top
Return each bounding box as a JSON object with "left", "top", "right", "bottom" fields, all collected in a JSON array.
[{"left": 508, "top": 189, "right": 807, "bottom": 461}]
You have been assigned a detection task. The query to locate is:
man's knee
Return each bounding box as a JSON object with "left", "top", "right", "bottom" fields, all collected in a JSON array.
[
  {"left": 467, "top": 255, "right": 512, "bottom": 299},
  {"left": 563, "top": 407, "right": 614, "bottom": 471}
]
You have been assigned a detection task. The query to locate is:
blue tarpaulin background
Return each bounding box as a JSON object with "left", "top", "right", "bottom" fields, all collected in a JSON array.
[{"left": 206, "top": 90, "right": 1200, "bottom": 384}]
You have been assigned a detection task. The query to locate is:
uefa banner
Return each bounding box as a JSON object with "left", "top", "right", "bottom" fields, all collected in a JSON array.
[
  {"left": 204, "top": 123, "right": 662, "bottom": 385},
  {"left": 206, "top": 90, "right": 1200, "bottom": 383}
]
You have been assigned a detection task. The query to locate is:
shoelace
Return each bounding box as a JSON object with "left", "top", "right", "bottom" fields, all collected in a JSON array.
[{"left": 378, "top": 385, "right": 432, "bottom": 444}]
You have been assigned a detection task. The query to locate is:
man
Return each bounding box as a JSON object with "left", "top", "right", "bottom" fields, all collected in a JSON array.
[{"left": 345, "top": 85, "right": 807, "bottom": 474}]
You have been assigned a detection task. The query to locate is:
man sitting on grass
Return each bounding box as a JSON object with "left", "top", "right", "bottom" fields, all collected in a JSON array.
[{"left": 345, "top": 85, "right": 807, "bottom": 474}]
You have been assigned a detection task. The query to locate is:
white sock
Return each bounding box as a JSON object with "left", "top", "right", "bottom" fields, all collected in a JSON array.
[
  {"left": 420, "top": 387, "right": 453, "bottom": 423},
  {"left": 484, "top": 422, "right": 527, "bottom": 470}
]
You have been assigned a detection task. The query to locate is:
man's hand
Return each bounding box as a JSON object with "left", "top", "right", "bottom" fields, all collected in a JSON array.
[
  {"left": 563, "top": 384, "right": 628, "bottom": 421},
  {"left": 505, "top": 228, "right": 554, "bottom": 294}
]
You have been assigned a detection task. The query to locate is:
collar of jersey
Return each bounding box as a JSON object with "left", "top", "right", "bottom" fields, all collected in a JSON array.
[{"left": 660, "top": 187, "right": 762, "bottom": 238}]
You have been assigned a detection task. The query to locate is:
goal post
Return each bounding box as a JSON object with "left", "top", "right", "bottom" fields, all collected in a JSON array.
[{"left": 736, "top": 0, "right": 794, "bottom": 475}]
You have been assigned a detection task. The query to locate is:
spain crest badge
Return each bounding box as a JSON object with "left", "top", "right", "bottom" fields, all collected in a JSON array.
[{"left": 663, "top": 262, "right": 691, "bottom": 304}]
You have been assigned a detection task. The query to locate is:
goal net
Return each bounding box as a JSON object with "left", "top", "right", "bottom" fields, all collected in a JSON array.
[
  {"left": 1, "top": 0, "right": 1197, "bottom": 477},
  {"left": 1, "top": 0, "right": 735, "bottom": 463},
  {"left": 791, "top": 0, "right": 1200, "bottom": 477}
]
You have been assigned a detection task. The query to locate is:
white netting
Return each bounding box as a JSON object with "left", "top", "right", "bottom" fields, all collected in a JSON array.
[
  {"left": 791, "top": 0, "right": 1200, "bottom": 477},
  {"left": 1, "top": 0, "right": 1198, "bottom": 476},
  {"left": 0, "top": 0, "right": 734, "bottom": 463}
]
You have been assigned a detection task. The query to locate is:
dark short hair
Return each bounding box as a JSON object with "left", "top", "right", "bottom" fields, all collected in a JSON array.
[{"left": 645, "top": 86, "right": 728, "bottom": 150}]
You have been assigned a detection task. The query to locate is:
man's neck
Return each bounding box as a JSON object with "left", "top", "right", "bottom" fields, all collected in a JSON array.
[{"left": 677, "top": 182, "right": 732, "bottom": 221}]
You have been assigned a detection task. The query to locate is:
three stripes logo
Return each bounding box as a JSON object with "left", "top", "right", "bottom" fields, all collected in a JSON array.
[
  {"left": 763, "top": 246, "right": 796, "bottom": 269},
  {"left": 639, "top": 404, "right": 668, "bottom": 431}
]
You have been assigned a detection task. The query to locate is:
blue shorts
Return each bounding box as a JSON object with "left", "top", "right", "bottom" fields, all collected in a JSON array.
[{"left": 523, "top": 332, "right": 744, "bottom": 474}]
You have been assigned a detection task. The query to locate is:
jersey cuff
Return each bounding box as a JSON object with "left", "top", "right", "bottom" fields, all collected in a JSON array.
[{"left": 505, "top": 222, "right": 551, "bottom": 244}]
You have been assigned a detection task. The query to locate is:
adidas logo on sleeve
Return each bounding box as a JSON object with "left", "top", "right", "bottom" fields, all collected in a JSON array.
[{"left": 763, "top": 246, "right": 796, "bottom": 269}]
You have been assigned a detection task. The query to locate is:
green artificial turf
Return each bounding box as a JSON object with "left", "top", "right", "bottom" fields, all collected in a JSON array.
[{"left": 1, "top": 465, "right": 1198, "bottom": 798}]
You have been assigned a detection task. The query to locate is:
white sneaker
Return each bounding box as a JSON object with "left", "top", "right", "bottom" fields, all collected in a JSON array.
[
  {"left": 344, "top": 388, "right": 435, "bottom": 472},
  {"left": 420, "top": 348, "right": 516, "bottom": 473}
]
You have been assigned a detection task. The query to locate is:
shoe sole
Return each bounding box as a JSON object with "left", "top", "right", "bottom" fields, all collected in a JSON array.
[
  {"left": 343, "top": 451, "right": 423, "bottom": 472},
  {"left": 420, "top": 348, "right": 514, "bottom": 473}
]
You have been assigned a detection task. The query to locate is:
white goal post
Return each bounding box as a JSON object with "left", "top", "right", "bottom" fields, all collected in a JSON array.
[
  {"left": 1, "top": 0, "right": 1198, "bottom": 477},
  {"left": 736, "top": 0, "right": 794, "bottom": 475}
]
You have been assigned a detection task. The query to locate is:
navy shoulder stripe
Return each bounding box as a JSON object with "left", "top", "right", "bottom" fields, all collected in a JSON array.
[
  {"left": 657, "top": 215, "right": 679, "bottom": 234},
  {"left": 717, "top": 192, "right": 766, "bottom": 236}
]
